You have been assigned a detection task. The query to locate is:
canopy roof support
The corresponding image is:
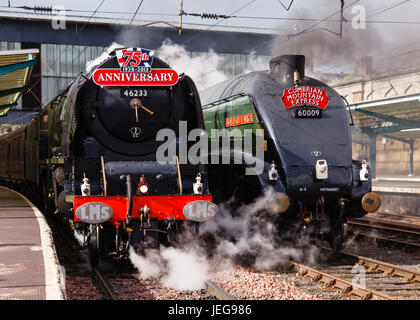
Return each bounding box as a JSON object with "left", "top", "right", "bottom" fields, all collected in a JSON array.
[
  {"left": 0, "top": 59, "right": 37, "bottom": 76},
  {"left": 354, "top": 108, "right": 420, "bottom": 129},
  {"left": 0, "top": 86, "right": 26, "bottom": 98}
]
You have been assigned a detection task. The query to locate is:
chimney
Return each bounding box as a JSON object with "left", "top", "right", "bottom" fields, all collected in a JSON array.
[
  {"left": 361, "top": 56, "right": 373, "bottom": 77},
  {"left": 306, "top": 57, "right": 314, "bottom": 75},
  {"left": 269, "top": 55, "right": 305, "bottom": 84}
]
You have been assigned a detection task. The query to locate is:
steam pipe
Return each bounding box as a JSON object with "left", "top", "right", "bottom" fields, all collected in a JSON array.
[
  {"left": 332, "top": 198, "right": 346, "bottom": 230},
  {"left": 120, "top": 174, "right": 133, "bottom": 220}
]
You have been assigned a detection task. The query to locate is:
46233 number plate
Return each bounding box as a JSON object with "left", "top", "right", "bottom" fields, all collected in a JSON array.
[
  {"left": 293, "top": 108, "right": 322, "bottom": 118},
  {"left": 120, "top": 88, "right": 150, "bottom": 98}
]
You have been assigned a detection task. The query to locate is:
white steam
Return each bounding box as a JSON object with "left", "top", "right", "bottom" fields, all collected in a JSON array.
[
  {"left": 129, "top": 246, "right": 209, "bottom": 291},
  {"left": 160, "top": 247, "right": 209, "bottom": 291},
  {"left": 73, "top": 230, "right": 85, "bottom": 247},
  {"left": 156, "top": 40, "right": 229, "bottom": 90},
  {"left": 130, "top": 188, "right": 321, "bottom": 292},
  {"left": 92, "top": 40, "right": 270, "bottom": 91},
  {"left": 129, "top": 247, "right": 162, "bottom": 279},
  {"left": 243, "top": 51, "right": 270, "bottom": 74},
  {"left": 201, "top": 188, "right": 316, "bottom": 270},
  {"left": 85, "top": 42, "right": 124, "bottom": 73}
]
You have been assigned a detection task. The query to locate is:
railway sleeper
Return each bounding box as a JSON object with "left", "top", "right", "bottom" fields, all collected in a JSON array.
[{"left": 358, "top": 258, "right": 419, "bottom": 282}]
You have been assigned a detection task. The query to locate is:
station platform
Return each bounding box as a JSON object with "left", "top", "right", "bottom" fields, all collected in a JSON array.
[
  {"left": 371, "top": 176, "right": 420, "bottom": 217},
  {"left": 0, "top": 187, "right": 64, "bottom": 300},
  {"left": 373, "top": 176, "right": 420, "bottom": 193}
]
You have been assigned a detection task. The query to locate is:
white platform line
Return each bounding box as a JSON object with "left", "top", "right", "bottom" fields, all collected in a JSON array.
[
  {"left": 1, "top": 187, "right": 65, "bottom": 300},
  {"left": 372, "top": 186, "right": 420, "bottom": 194}
]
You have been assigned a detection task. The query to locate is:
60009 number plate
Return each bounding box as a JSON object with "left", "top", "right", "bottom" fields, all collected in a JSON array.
[{"left": 293, "top": 108, "right": 322, "bottom": 118}]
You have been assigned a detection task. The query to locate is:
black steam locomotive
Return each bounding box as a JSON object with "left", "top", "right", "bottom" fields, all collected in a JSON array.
[
  {"left": 0, "top": 46, "right": 218, "bottom": 263},
  {"left": 201, "top": 55, "right": 381, "bottom": 248}
]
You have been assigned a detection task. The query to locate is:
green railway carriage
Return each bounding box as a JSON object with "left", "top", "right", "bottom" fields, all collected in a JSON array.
[
  {"left": 0, "top": 127, "right": 25, "bottom": 181},
  {"left": 0, "top": 86, "right": 68, "bottom": 208}
]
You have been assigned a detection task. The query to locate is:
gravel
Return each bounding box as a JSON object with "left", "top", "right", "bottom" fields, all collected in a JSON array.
[
  {"left": 65, "top": 271, "right": 105, "bottom": 300},
  {"left": 49, "top": 207, "right": 420, "bottom": 300},
  {"left": 108, "top": 273, "right": 204, "bottom": 300},
  {"left": 210, "top": 265, "right": 318, "bottom": 300}
]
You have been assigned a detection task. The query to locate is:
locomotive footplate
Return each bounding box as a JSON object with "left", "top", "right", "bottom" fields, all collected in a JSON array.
[{"left": 73, "top": 194, "right": 214, "bottom": 223}]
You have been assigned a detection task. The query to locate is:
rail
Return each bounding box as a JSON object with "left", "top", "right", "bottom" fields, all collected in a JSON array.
[
  {"left": 92, "top": 266, "right": 117, "bottom": 300},
  {"left": 290, "top": 261, "right": 393, "bottom": 300},
  {"left": 342, "top": 251, "right": 420, "bottom": 283},
  {"left": 204, "top": 280, "right": 238, "bottom": 300}
]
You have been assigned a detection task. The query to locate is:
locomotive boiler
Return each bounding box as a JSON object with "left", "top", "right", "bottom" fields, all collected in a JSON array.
[
  {"left": 0, "top": 46, "right": 218, "bottom": 263},
  {"left": 200, "top": 55, "right": 381, "bottom": 249}
]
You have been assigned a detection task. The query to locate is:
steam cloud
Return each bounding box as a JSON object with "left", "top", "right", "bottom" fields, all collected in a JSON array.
[
  {"left": 269, "top": 0, "right": 420, "bottom": 74},
  {"left": 156, "top": 40, "right": 229, "bottom": 90},
  {"left": 130, "top": 188, "right": 320, "bottom": 291},
  {"left": 129, "top": 245, "right": 209, "bottom": 291},
  {"left": 200, "top": 188, "right": 319, "bottom": 270}
]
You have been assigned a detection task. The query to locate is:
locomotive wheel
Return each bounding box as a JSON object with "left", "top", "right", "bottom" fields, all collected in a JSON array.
[{"left": 89, "top": 226, "right": 101, "bottom": 266}]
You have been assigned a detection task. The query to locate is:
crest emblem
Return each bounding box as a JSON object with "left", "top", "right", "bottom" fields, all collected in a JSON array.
[
  {"left": 130, "top": 127, "right": 142, "bottom": 138},
  {"left": 311, "top": 150, "right": 322, "bottom": 157},
  {"left": 92, "top": 47, "right": 178, "bottom": 87},
  {"left": 116, "top": 48, "right": 154, "bottom": 72}
]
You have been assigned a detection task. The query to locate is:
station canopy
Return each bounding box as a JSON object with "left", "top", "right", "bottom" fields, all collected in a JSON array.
[
  {"left": 350, "top": 93, "right": 420, "bottom": 143},
  {"left": 0, "top": 49, "right": 38, "bottom": 116}
]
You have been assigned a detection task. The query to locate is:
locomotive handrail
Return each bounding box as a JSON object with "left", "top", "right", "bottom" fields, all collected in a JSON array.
[
  {"left": 341, "top": 95, "right": 354, "bottom": 126},
  {"left": 201, "top": 93, "right": 247, "bottom": 108},
  {"left": 175, "top": 156, "right": 183, "bottom": 195},
  {"left": 101, "top": 156, "right": 107, "bottom": 196},
  {"left": 120, "top": 175, "right": 133, "bottom": 220}
]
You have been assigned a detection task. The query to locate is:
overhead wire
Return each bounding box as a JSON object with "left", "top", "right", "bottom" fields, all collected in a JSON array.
[
  {"left": 245, "top": 0, "right": 361, "bottom": 54},
  {"left": 1, "top": 4, "right": 420, "bottom": 26},
  {"left": 316, "top": 0, "right": 414, "bottom": 73},
  {"left": 180, "top": 0, "right": 257, "bottom": 45},
  {"left": 288, "top": 0, "right": 359, "bottom": 38},
  {"left": 277, "top": 0, "right": 295, "bottom": 11},
  {"left": 130, "top": 0, "right": 145, "bottom": 25},
  {"left": 367, "top": 0, "right": 410, "bottom": 18},
  {"left": 6, "top": 0, "right": 419, "bottom": 91},
  {"left": 78, "top": 0, "right": 106, "bottom": 34}
]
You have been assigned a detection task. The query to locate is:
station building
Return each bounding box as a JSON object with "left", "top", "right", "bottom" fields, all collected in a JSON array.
[{"left": 331, "top": 59, "right": 420, "bottom": 177}]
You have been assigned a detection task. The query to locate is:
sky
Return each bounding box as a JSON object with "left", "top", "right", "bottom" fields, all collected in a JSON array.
[
  {"left": 1, "top": 0, "right": 419, "bottom": 31},
  {"left": 1, "top": 0, "right": 420, "bottom": 72}
]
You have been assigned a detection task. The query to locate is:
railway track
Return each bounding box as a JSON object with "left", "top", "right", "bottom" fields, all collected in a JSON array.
[
  {"left": 291, "top": 250, "right": 420, "bottom": 300},
  {"left": 203, "top": 281, "right": 238, "bottom": 300},
  {"left": 91, "top": 265, "right": 237, "bottom": 300},
  {"left": 290, "top": 261, "right": 392, "bottom": 300},
  {"left": 347, "top": 217, "right": 420, "bottom": 248},
  {"left": 92, "top": 266, "right": 118, "bottom": 300}
]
